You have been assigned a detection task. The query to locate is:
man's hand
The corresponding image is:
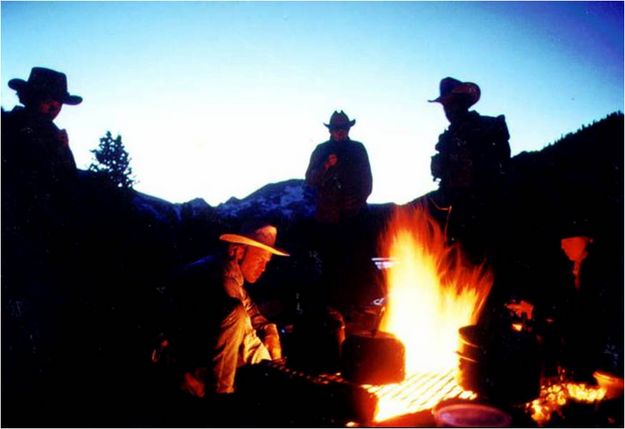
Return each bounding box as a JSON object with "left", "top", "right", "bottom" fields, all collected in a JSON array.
[
  {"left": 262, "top": 324, "right": 282, "bottom": 361},
  {"left": 265, "top": 333, "right": 282, "bottom": 361},
  {"left": 323, "top": 154, "right": 338, "bottom": 171}
]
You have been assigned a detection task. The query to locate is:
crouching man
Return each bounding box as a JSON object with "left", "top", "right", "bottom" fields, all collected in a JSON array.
[{"left": 169, "top": 223, "right": 289, "bottom": 396}]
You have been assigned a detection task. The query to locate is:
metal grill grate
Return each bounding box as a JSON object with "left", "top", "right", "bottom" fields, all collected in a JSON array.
[{"left": 363, "top": 368, "right": 477, "bottom": 422}]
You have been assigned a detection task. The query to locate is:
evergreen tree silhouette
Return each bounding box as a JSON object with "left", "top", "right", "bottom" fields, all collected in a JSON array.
[{"left": 89, "top": 131, "right": 135, "bottom": 189}]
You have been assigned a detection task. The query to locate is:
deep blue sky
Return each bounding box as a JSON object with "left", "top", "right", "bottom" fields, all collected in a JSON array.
[{"left": 2, "top": 1, "right": 623, "bottom": 205}]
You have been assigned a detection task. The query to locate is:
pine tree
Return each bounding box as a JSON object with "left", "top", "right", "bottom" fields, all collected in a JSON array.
[{"left": 89, "top": 131, "right": 135, "bottom": 189}]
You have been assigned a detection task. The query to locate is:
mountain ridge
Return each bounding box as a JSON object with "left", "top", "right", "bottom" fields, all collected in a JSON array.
[{"left": 131, "top": 111, "right": 622, "bottom": 235}]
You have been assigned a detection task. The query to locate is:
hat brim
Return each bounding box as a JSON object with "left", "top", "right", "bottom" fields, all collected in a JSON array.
[
  {"left": 324, "top": 119, "right": 356, "bottom": 129},
  {"left": 8, "top": 78, "right": 82, "bottom": 105},
  {"left": 63, "top": 95, "right": 82, "bottom": 105},
  {"left": 428, "top": 82, "right": 480, "bottom": 107},
  {"left": 428, "top": 96, "right": 445, "bottom": 104},
  {"left": 219, "top": 233, "right": 290, "bottom": 256},
  {"left": 8, "top": 78, "right": 27, "bottom": 92}
]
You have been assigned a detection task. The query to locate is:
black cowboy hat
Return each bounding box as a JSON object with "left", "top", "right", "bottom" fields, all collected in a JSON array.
[
  {"left": 428, "top": 77, "right": 480, "bottom": 107},
  {"left": 324, "top": 110, "right": 356, "bottom": 129},
  {"left": 8, "top": 67, "right": 82, "bottom": 105}
]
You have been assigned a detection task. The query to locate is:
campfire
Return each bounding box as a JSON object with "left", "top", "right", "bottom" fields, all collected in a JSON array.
[
  {"left": 359, "top": 202, "right": 617, "bottom": 425},
  {"left": 237, "top": 202, "right": 619, "bottom": 427},
  {"left": 367, "top": 202, "right": 493, "bottom": 421}
]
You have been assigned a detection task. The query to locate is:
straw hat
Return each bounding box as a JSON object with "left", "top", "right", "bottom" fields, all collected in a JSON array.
[{"left": 220, "top": 224, "right": 289, "bottom": 256}]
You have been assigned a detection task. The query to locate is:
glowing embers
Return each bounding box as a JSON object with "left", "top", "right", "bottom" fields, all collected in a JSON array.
[
  {"left": 567, "top": 382, "right": 607, "bottom": 403},
  {"left": 526, "top": 380, "right": 607, "bottom": 426},
  {"left": 364, "top": 368, "right": 476, "bottom": 422}
]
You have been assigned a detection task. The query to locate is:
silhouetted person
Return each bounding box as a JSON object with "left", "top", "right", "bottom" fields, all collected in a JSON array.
[
  {"left": 1, "top": 65, "right": 83, "bottom": 282},
  {"left": 2, "top": 67, "right": 81, "bottom": 213},
  {"left": 2, "top": 67, "right": 82, "bottom": 257},
  {"left": 429, "top": 77, "right": 510, "bottom": 197},
  {"left": 1, "top": 67, "right": 84, "bottom": 426},
  {"left": 306, "top": 110, "right": 372, "bottom": 224},
  {"left": 304, "top": 111, "right": 379, "bottom": 321},
  {"left": 425, "top": 77, "right": 511, "bottom": 264}
]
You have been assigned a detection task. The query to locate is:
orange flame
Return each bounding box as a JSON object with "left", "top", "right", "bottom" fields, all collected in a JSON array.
[
  {"left": 368, "top": 202, "right": 492, "bottom": 422},
  {"left": 377, "top": 202, "right": 493, "bottom": 373}
]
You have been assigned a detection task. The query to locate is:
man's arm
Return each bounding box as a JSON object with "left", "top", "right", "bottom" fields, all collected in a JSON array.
[
  {"left": 343, "top": 142, "right": 373, "bottom": 209},
  {"left": 357, "top": 143, "right": 373, "bottom": 198},
  {"left": 224, "top": 277, "right": 282, "bottom": 361},
  {"left": 305, "top": 143, "right": 336, "bottom": 188},
  {"left": 242, "top": 290, "right": 282, "bottom": 361}
]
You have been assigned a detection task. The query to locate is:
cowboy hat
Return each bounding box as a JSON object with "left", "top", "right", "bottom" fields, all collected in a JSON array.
[
  {"left": 8, "top": 67, "right": 82, "bottom": 105},
  {"left": 220, "top": 224, "right": 290, "bottom": 257},
  {"left": 324, "top": 110, "right": 356, "bottom": 129},
  {"left": 428, "top": 77, "right": 480, "bottom": 107}
]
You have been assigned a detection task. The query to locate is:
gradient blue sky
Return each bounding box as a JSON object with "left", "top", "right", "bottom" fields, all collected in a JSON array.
[{"left": 2, "top": 1, "right": 623, "bottom": 205}]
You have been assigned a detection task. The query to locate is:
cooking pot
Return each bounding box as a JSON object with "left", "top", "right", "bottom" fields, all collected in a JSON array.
[
  {"left": 341, "top": 330, "right": 405, "bottom": 385},
  {"left": 457, "top": 324, "right": 542, "bottom": 404}
]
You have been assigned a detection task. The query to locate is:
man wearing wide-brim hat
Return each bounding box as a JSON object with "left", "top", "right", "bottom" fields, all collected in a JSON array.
[
  {"left": 2, "top": 67, "right": 84, "bottom": 426},
  {"left": 425, "top": 77, "right": 512, "bottom": 268},
  {"left": 2, "top": 67, "right": 83, "bottom": 195},
  {"left": 428, "top": 76, "right": 511, "bottom": 193},
  {"left": 305, "top": 110, "right": 373, "bottom": 224},
  {"left": 164, "top": 223, "right": 289, "bottom": 397}
]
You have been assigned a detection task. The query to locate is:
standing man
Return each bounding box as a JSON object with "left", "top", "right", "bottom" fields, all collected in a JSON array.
[
  {"left": 427, "top": 77, "right": 515, "bottom": 345},
  {"left": 2, "top": 66, "right": 82, "bottom": 230},
  {"left": 1, "top": 67, "right": 84, "bottom": 426},
  {"left": 305, "top": 110, "right": 373, "bottom": 224},
  {"left": 429, "top": 77, "right": 510, "bottom": 196},
  {"left": 302, "top": 111, "right": 377, "bottom": 353},
  {"left": 2, "top": 67, "right": 81, "bottom": 197},
  {"left": 168, "top": 223, "right": 290, "bottom": 397}
]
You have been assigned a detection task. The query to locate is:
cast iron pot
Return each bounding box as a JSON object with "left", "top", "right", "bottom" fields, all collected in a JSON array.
[
  {"left": 457, "top": 324, "right": 542, "bottom": 404},
  {"left": 341, "top": 331, "right": 405, "bottom": 385}
]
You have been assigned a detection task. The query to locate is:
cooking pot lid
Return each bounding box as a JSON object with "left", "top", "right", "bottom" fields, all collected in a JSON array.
[{"left": 433, "top": 403, "right": 512, "bottom": 427}]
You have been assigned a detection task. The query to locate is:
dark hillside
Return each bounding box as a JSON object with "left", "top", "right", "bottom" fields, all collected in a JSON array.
[
  {"left": 493, "top": 112, "right": 623, "bottom": 376},
  {"left": 510, "top": 111, "right": 623, "bottom": 235}
]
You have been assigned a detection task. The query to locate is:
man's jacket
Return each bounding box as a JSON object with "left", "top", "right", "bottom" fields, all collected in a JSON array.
[
  {"left": 164, "top": 255, "right": 272, "bottom": 393},
  {"left": 431, "top": 110, "right": 510, "bottom": 191},
  {"left": 305, "top": 139, "right": 373, "bottom": 223},
  {"left": 2, "top": 106, "right": 77, "bottom": 192}
]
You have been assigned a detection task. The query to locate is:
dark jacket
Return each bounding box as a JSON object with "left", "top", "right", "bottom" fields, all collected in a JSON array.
[
  {"left": 305, "top": 139, "right": 373, "bottom": 223},
  {"left": 164, "top": 255, "right": 239, "bottom": 371},
  {"left": 2, "top": 106, "right": 77, "bottom": 190},
  {"left": 2, "top": 106, "right": 77, "bottom": 231},
  {"left": 431, "top": 110, "right": 510, "bottom": 192}
]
